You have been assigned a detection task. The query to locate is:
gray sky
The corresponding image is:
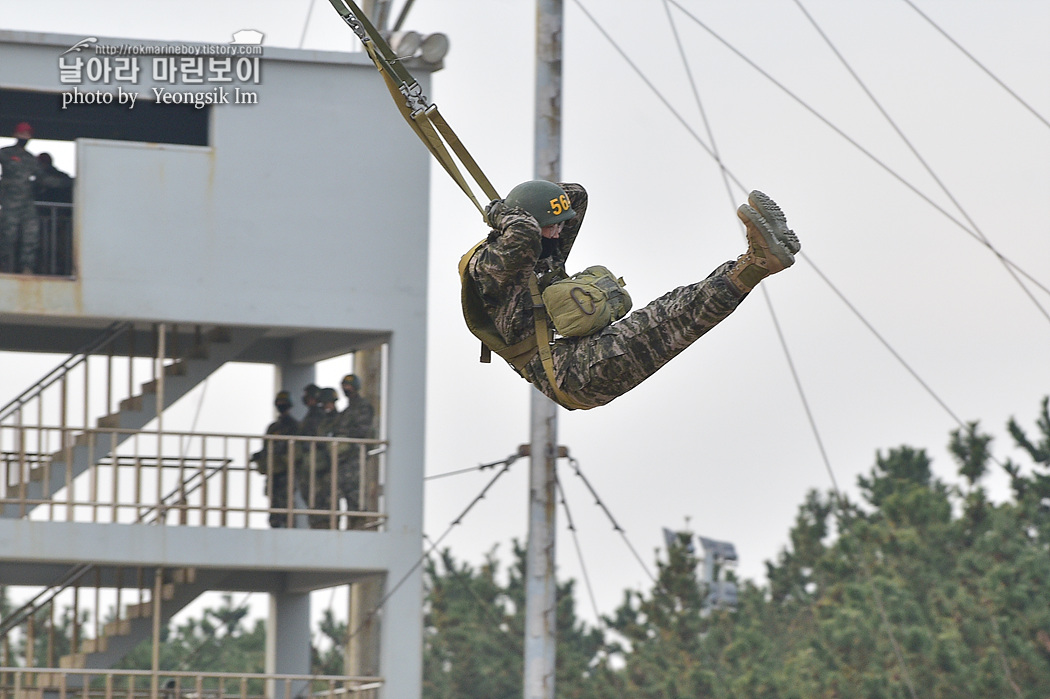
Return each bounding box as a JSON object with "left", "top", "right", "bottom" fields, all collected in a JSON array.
[{"left": 3, "top": 0, "right": 1049, "bottom": 627}]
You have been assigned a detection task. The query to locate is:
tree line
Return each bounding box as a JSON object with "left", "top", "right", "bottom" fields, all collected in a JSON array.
[{"left": 3, "top": 398, "right": 1049, "bottom": 697}]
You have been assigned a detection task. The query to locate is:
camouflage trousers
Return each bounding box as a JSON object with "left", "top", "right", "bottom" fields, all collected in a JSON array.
[
  {"left": 523, "top": 261, "right": 745, "bottom": 409},
  {"left": 299, "top": 458, "right": 360, "bottom": 529},
  {"left": 262, "top": 471, "right": 295, "bottom": 528},
  {"left": 0, "top": 197, "right": 40, "bottom": 273}
]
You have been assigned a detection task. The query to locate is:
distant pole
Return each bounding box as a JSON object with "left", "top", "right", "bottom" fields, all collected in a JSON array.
[{"left": 524, "top": 0, "right": 562, "bottom": 697}]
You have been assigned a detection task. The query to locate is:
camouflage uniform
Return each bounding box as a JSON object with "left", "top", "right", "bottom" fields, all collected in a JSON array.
[
  {"left": 0, "top": 143, "right": 44, "bottom": 273},
  {"left": 467, "top": 183, "right": 746, "bottom": 410},
  {"left": 302, "top": 405, "right": 346, "bottom": 528},
  {"left": 299, "top": 403, "right": 325, "bottom": 437},
  {"left": 251, "top": 411, "right": 300, "bottom": 528},
  {"left": 336, "top": 392, "right": 375, "bottom": 512}
]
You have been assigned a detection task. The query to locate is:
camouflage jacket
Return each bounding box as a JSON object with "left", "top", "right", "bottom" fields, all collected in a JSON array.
[
  {"left": 316, "top": 408, "right": 342, "bottom": 438},
  {"left": 466, "top": 183, "right": 589, "bottom": 394},
  {"left": 339, "top": 394, "right": 375, "bottom": 440},
  {"left": 268, "top": 412, "right": 300, "bottom": 436},
  {"left": 0, "top": 145, "right": 43, "bottom": 202},
  {"left": 252, "top": 413, "right": 299, "bottom": 473},
  {"left": 299, "top": 404, "right": 325, "bottom": 436}
]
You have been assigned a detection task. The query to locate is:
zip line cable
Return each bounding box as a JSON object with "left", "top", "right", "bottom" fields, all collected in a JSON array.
[
  {"left": 624, "top": 6, "right": 982, "bottom": 692},
  {"left": 424, "top": 454, "right": 515, "bottom": 481},
  {"left": 580, "top": 0, "right": 1037, "bottom": 467},
  {"left": 658, "top": 0, "right": 736, "bottom": 210},
  {"left": 791, "top": 0, "right": 1050, "bottom": 326},
  {"left": 299, "top": 0, "right": 318, "bottom": 49},
  {"left": 563, "top": 456, "right": 656, "bottom": 584},
  {"left": 424, "top": 465, "right": 488, "bottom": 481},
  {"left": 421, "top": 532, "right": 525, "bottom": 658},
  {"left": 657, "top": 0, "right": 842, "bottom": 493},
  {"left": 652, "top": 0, "right": 1006, "bottom": 478},
  {"left": 572, "top": 0, "right": 1048, "bottom": 301},
  {"left": 345, "top": 451, "right": 521, "bottom": 642},
  {"left": 758, "top": 285, "right": 840, "bottom": 494},
  {"left": 899, "top": 0, "right": 1050, "bottom": 131},
  {"left": 568, "top": 0, "right": 746, "bottom": 195},
  {"left": 802, "top": 252, "right": 1012, "bottom": 476},
  {"left": 554, "top": 472, "right": 604, "bottom": 626},
  {"left": 659, "top": 0, "right": 1050, "bottom": 301}
]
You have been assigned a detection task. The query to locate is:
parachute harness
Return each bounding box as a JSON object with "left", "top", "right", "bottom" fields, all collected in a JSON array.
[
  {"left": 328, "top": 1, "right": 591, "bottom": 410},
  {"left": 328, "top": 0, "right": 500, "bottom": 216}
]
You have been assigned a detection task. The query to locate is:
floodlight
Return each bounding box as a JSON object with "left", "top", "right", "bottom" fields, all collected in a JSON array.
[
  {"left": 420, "top": 33, "right": 450, "bottom": 63},
  {"left": 389, "top": 30, "right": 422, "bottom": 57}
]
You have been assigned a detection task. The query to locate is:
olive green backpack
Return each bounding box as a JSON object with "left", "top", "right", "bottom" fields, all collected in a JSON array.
[{"left": 541, "top": 266, "right": 631, "bottom": 337}]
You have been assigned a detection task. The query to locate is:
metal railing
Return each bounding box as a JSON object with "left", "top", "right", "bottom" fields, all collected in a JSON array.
[
  {"left": 35, "top": 201, "right": 74, "bottom": 277},
  {"left": 0, "top": 321, "right": 132, "bottom": 427},
  {"left": 3, "top": 566, "right": 222, "bottom": 671},
  {"left": 0, "top": 668, "right": 382, "bottom": 699},
  {"left": 0, "top": 322, "right": 201, "bottom": 441},
  {"left": 0, "top": 426, "right": 386, "bottom": 531}
]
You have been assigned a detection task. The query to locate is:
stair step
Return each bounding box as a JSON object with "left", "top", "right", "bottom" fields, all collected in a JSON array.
[
  {"left": 97, "top": 413, "right": 121, "bottom": 429},
  {"left": 59, "top": 653, "right": 86, "bottom": 669},
  {"left": 80, "top": 636, "right": 108, "bottom": 654},
  {"left": 42, "top": 431, "right": 106, "bottom": 469},
  {"left": 103, "top": 618, "right": 131, "bottom": 637},
  {"left": 119, "top": 395, "right": 144, "bottom": 412},
  {"left": 125, "top": 601, "right": 151, "bottom": 619},
  {"left": 31, "top": 675, "right": 60, "bottom": 691},
  {"left": 28, "top": 463, "right": 57, "bottom": 483},
  {"left": 125, "top": 582, "right": 175, "bottom": 619},
  {"left": 165, "top": 360, "right": 187, "bottom": 377}
]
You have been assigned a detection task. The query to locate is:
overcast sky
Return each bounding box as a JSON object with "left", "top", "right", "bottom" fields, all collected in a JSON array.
[{"left": 3, "top": 0, "right": 1049, "bottom": 628}]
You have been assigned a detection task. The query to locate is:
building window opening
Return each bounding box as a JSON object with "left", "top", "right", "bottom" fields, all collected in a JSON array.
[{"left": 1, "top": 87, "right": 210, "bottom": 279}]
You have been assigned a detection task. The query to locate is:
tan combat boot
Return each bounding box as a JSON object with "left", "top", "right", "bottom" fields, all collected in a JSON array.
[{"left": 725, "top": 190, "right": 801, "bottom": 293}]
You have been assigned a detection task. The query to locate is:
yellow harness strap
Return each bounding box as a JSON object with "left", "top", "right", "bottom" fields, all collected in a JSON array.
[
  {"left": 528, "top": 276, "right": 595, "bottom": 411},
  {"left": 332, "top": 0, "right": 499, "bottom": 216},
  {"left": 459, "top": 241, "right": 539, "bottom": 371}
]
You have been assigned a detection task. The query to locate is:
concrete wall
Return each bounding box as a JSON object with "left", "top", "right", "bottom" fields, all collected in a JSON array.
[
  {"left": 0, "top": 31, "right": 431, "bottom": 337},
  {"left": 0, "top": 31, "right": 428, "bottom": 698}
]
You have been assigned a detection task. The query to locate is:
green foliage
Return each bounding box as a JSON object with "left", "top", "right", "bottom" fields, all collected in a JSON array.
[
  {"left": 422, "top": 542, "right": 612, "bottom": 699},
  {"left": 8, "top": 398, "right": 1050, "bottom": 697},
  {"left": 420, "top": 398, "right": 1050, "bottom": 696},
  {"left": 117, "top": 594, "right": 265, "bottom": 675},
  {"left": 312, "top": 607, "right": 349, "bottom": 676}
]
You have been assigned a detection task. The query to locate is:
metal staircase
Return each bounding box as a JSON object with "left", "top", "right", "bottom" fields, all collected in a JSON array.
[
  {"left": 2, "top": 325, "right": 265, "bottom": 519},
  {"left": 57, "top": 567, "right": 228, "bottom": 674}
]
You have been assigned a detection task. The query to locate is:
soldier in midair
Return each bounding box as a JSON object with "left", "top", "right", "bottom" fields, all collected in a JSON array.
[{"left": 462, "top": 181, "right": 800, "bottom": 410}]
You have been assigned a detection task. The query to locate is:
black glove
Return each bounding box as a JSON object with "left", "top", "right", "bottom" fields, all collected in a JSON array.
[{"left": 484, "top": 199, "right": 506, "bottom": 229}]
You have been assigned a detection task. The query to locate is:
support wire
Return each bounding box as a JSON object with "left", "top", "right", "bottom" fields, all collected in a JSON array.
[
  {"left": 346, "top": 451, "right": 521, "bottom": 641},
  {"left": 553, "top": 472, "right": 603, "bottom": 625},
  {"left": 563, "top": 456, "right": 655, "bottom": 584},
  {"left": 792, "top": 0, "right": 1050, "bottom": 325}
]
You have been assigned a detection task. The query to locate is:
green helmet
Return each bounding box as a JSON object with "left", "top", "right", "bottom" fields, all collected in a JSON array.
[
  {"left": 275, "top": 391, "right": 292, "bottom": 410},
  {"left": 319, "top": 387, "right": 339, "bottom": 403},
  {"left": 504, "top": 180, "right": 575, "bottom": 227}
]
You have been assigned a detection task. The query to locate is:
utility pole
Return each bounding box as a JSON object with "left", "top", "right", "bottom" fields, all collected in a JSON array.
[{"left": 524, "top": 0, "right": 563, "bottom": 697}]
